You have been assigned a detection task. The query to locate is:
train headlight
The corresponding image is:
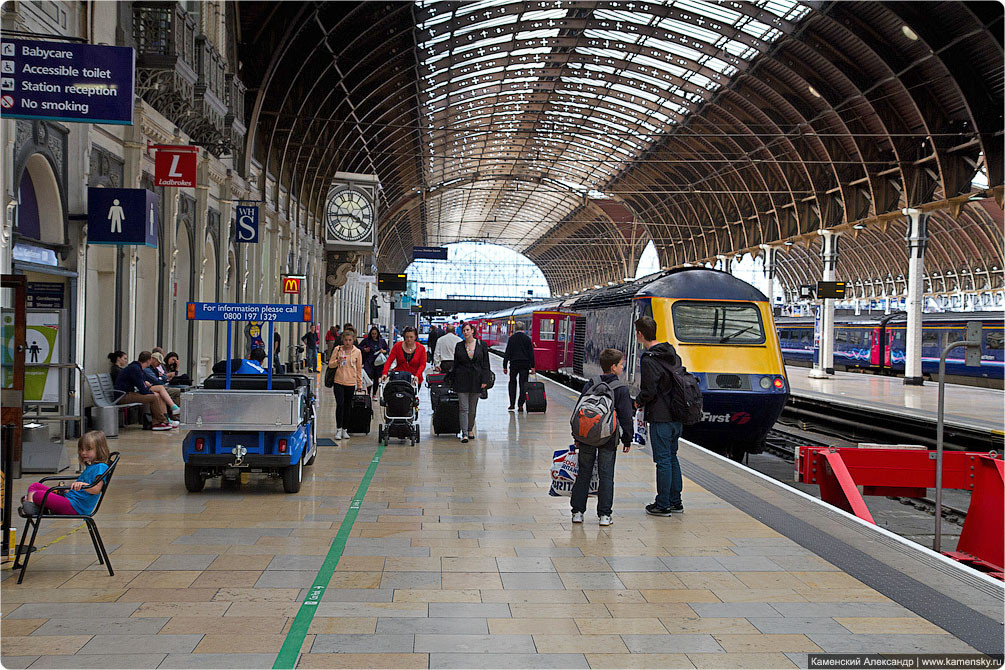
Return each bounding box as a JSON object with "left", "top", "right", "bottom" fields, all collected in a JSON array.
[
  {"left": 759, "top": 377, "right": 771, "bottom": 389},
  {"left": 773, "top": 377, "right": 785, "bottom": 389}
]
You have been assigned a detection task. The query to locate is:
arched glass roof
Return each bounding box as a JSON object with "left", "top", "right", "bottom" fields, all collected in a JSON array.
[{"left": 415, "top": 0, "right": 809, "bottom": 249}]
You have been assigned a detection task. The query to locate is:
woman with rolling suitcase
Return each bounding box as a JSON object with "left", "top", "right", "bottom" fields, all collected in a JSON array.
[
  {"left": 449, "top": 323, "right": 491, "bottom": 443},
  {"left": 329, "top": 327, "right": 363, "bottom": 441}
]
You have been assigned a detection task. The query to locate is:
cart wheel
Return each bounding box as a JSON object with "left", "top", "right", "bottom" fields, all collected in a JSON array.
[
  {"left": 415, "top": 427, "right": 421, "bottom": 444},
  {"left": 184, "top": 464, "right": 205, "bottom": 493},
  {"left": 283, "top": 457, "right": 303, "bottom": 494},
  {"left": 378, "top": 425, "right": 385, "bottom": 445}
]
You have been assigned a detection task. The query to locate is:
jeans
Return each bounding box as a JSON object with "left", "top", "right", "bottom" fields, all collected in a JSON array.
[
  {"left": 333, "top": 383, "right": 355, "bottom": 429},
  {"left": 306, "top": 347, "right": 318, "bottom": 371},
  {"left": 508, "top": 367, "right": 529, "bottom": 407},
  {"left": 650, "top": 421, "right": 683, "bottom": 508},
  {"left": 457, "top": 392, "right": 479, "bottom": 434},
  {"left": 570, "top": 442, "right": 617, "bottom": 516}
]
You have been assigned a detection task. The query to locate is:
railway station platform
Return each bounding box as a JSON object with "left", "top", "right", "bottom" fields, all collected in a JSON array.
[
  {"left": 3, "top": 359, "right": 1003, "bottom": 669},
  {"left": 785, "top": 368, "right": 1005, "bottom": 450}
]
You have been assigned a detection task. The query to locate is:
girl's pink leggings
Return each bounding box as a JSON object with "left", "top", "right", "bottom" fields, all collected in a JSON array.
[{"left": 27, "top": 483, "right": 77, "bottom": 515}]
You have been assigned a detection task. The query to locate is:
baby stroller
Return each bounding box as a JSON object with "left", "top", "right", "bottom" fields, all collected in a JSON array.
[{"left": 378, "top": 371, "right": 420, "bottom": 446}]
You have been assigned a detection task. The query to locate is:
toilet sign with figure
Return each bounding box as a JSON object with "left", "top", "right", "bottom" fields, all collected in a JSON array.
[{"left": 86, "top": 187, "right": 159, "bottom": 247}]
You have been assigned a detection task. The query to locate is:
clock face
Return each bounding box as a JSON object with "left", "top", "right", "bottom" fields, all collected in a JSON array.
[{"left": 326, "top": 187, "right": 374, "bottom": 243}]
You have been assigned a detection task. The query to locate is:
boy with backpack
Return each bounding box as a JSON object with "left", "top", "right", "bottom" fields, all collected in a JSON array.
[
  {"left": 569, "top": 348, "right": 634, "bottom": 526},
  {"left": 634, "top": 315, "right": 701, "bottom": 516}
]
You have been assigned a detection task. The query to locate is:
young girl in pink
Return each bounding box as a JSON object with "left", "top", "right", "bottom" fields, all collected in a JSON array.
[{"left": 25, "top": 431, "right": 111, "bottom": 515}]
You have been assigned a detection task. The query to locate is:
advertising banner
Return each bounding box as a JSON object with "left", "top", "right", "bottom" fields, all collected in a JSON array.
[
  {"left": 1, "top": 38, "right": 134, "bottom": 125},
  {"left": 3, "top": 311, "right": 61, "bottom": 403},
  {"left": 235, "top": 204, "right": 259, "bottom": 243},
  {"left": 87, "top": 187, "right": 159, "bottom": 247},
  {"left": 154, "top": 145, "right": 198, "bottom": 187}
]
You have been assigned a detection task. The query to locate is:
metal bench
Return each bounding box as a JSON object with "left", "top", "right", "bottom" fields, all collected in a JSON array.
[{"left": 85, "top": 374, "right": 143, "bottom": 438}]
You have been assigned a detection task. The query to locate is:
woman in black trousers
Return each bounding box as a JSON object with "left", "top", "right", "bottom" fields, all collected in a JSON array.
[{"left": 449, "top": 323, "right": 490, "bottom": 443}]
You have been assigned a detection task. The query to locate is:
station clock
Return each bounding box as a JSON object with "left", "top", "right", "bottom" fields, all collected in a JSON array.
[{"left": 325, "top": 186, "right": 374, "bottom": 244}]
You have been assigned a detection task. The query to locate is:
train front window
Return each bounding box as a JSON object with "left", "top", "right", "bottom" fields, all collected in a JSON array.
[
  {"left": 671, "top": 301, "right": 766, "bottom": 344},
  {"left": 539, "top": 318, "right": 556, "bottom": 341}
]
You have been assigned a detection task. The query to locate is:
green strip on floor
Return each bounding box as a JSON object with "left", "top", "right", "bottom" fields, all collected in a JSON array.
[{"left": 273, "top": 441, "right": 386, "bottom": 668}]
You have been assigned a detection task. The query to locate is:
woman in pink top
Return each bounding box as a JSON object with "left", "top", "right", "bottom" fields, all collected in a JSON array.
[
  {"left": 382, "top": 326, "right": 427, "bottom": 386},
  {"left": 329, "top": 327, "right": 363, "bottom": 441}
]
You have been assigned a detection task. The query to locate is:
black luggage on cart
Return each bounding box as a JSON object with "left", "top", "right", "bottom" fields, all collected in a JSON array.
[
  {"left": 525, "top": 378, "right": 547, "bottom": 413},
  {"left": 432, "top": 390, "right": 460, "bottom": 435},
  {"left": 427, "top": 372, "right": 449, "bottom": 411},
  {"left": 347, "top": 392, "right": 373, "bottom": 434}
]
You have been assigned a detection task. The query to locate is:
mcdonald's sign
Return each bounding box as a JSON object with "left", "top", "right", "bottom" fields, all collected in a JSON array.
[{"left": 282, "top": 276, "right": 302, "bottom": 294}]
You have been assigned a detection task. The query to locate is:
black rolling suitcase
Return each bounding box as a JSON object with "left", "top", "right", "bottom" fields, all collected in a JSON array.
[
  {"left": 524, "top": 375, "right": 547, "bottom": 413},
  {"left": 347, "top": 392, "right": 373, "bottom": 434},
  {"left": 427, "top": 372, "right": 449, "bottom": 412},
  {"left": 432, "top": 390, "right": 460, "bottom": 435}
]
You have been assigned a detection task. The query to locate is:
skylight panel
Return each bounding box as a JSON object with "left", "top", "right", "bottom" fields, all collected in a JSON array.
[
  {"left": 455, "top": 0, "right": 517, "bottom": 18},
  {"left": 521, "top": 8, "right": 567, "bottom": 21},
  {"left": 632, "top": 52, "right": 689, "bottom": 79},
  {"left": 454, "top": 13, "right": 518, "bottom": 37},
  {"left": 576, "top": 46, "right": 628, "bottom": 60},
  {"left": 740, "top": 20, "right": 773, "bottom": 40},
  {"left": 609, "top": 82, "right": 663, "bottom": 103},
  {"left": 655, "top": 17, "right": 721, "bottom": 45},
  {"left": 594, "top": 8, "right": 653, "bottom": 26},
  {"left": 677, "top": 0, "right": 741, "bottom": 24},
  {"left": 515, "top": 28, "right": 561, "bottom": 41},
  {"left": 584, "top": 28, "right": 642, "bottom": 45},
  {"left": 455, "top": 34, "right": 511, "bottom": 55}
]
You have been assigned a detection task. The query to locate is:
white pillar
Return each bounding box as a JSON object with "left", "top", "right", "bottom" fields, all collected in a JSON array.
[
  {"left": 758, "top": 244, "right": 776, "bottom": 309},
  {"left": 903, "top": 208, "right": 928, "bottom": 385},
  {"left": 810, "top": 229, "right": 841, "bottom": 378},
  {"left": 122, "top": 118, "right": 144, "bottom": 358}
]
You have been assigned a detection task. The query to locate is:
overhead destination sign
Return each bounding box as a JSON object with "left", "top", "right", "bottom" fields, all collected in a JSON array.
[
  {"left": 186, "top": 302, "right": 313, "bottom": 322},
  {"left": 1, "top": 39, "right": 135, "bottom": 125},
  {"left": 413, "top": 246, "right": 448, "bottom": 260}
]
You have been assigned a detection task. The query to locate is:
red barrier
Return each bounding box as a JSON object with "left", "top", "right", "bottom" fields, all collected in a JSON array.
[{"left": 796, "top": 446, "right": 1003, "bottom": 578}]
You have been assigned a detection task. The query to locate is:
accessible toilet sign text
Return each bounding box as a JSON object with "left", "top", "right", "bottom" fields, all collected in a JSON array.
[{"left": 0, "top": 39, "right": 135, "bottom": 125}]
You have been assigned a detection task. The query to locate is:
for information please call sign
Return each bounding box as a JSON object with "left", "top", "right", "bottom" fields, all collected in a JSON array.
[{"left": 0, "top": 39, "right": 135, "bottom": 125}]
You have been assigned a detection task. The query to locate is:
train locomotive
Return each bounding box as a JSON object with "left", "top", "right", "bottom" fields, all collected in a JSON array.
[{"left": 480, "top": 268, "right": 788, "bottom": 460}]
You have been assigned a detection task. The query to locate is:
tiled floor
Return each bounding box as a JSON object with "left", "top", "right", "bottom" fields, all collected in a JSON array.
[{"left": 2, "top": 359, "right": 981, "bottom": 669}]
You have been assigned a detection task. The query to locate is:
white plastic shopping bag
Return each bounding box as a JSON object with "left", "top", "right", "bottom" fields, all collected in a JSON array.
[
  {"left": 549, "top": 446, "right": 599, "bottom": 497},
  {"left": 633, "top": 407, "right": 647, "bottom": 447}
]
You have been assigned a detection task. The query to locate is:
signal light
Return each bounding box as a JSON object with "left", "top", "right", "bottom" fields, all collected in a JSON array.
[
  {"left": 194, "top": 438, "right": 205, "bottom": 452},
  {"left": 278, "top": 439, "right": 288, "bottom": 453},
  {"left": 773, "top": 377, "right": 785, "bottom": 389}
]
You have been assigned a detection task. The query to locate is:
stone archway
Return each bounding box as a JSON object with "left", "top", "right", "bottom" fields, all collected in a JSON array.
[
  {"left": 198, "top": 236, "right": 218, "bottom": 378},
  {"left": 18, "top": 154, "right": 64, "bottom": 245}
]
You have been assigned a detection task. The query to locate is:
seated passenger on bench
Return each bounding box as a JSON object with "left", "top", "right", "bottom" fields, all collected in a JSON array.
[{"left": 235, "top": 347, "right": 269, "bottom": 374}]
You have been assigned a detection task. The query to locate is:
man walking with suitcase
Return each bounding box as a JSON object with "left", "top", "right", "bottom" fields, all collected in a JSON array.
[
  {"left": 503, "top": 321, "right": 535, "bottom": 411},
  {"left": 634, "top": 316, "right": 685, "bottom": 516}
]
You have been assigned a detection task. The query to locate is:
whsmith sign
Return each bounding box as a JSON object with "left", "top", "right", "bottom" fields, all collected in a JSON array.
[{"left": 0, "top": 39, "right": 135, "bottom": 125}]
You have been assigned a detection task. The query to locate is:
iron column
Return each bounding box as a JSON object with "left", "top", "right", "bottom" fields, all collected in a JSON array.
[{"left": 903, "top": 208, "right": 928, "bottom": 386}]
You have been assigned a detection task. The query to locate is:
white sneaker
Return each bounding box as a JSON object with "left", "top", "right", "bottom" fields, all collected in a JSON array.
[
  {"left": 599, "top": 515, "right": 613, "bottom": 526},
  {"left": 336, "top": 428, "right": 345, "bottom": 439},
  {"left": 168, "top": 419, "right": 180, "bottom": 428},
  {"left": 571, "top": 511, "right": 584, "bottom": 523}
]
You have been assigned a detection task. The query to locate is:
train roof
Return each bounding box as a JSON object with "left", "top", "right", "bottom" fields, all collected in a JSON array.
[
  {"left": 775, "top": 311, "right": 1004, "bottom": 326},
  {"left": 635, "top": 267, "right": 767, "bottom": 303}
]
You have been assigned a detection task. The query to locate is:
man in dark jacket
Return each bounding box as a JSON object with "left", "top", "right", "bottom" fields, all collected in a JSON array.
[
  {"left": 114, "top": 351, "right": 173, "bottom": 430},
  {"left": 502, "top": 321, "right": 536, "bottom": 411},
  {"left": 426, "top": 325, "right": 442, "bottom": 361},
  {"left": 634, "top": 315, "right": 684, "bottom": 516},
  {"left": 569, "top": 348, "right": 633, "bottom": 526}
]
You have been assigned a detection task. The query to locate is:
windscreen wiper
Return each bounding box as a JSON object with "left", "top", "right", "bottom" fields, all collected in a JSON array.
[{"left": 720, "top": 325, "right": 756, "bottom": 343}]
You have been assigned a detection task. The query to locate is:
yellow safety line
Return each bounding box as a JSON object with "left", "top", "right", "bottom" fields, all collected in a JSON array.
[{"left": 3, "top": 522, "right": 87, "bottom": 564}]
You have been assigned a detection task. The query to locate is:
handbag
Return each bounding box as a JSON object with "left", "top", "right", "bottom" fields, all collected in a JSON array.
[
  {"left": 483, "top": 369, "right": 495, "bottom": 390},
  {"left": 324, "top": 365, "right": 336, "bottom": 388},
  {"left": 374, "top": 352, "right": 387, "bottom": 367}
]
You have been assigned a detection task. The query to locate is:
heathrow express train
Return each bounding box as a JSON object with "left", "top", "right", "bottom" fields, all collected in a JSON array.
[
  {"left": 776, "top": 312, "right": 1004, "bottom": 388},
  {"left": 476, "top": 268, "right": 788, "bottom": 460}
]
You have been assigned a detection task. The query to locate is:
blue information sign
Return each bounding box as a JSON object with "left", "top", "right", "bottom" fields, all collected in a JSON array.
[
  {"left": 413, "top": 246, "right": 449, "bottom": 260},
  {"left": 1, "top": 39, "right": 135, "bottom": 125},
  {"left": 186, "top": 303, "right": 314, "bottom": 323},
  {"left": 235, "top": 204, "right": 259, "bottom": 243},
  {"left": 87, "top": 187, "right": 158, "bottom": 247}
]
